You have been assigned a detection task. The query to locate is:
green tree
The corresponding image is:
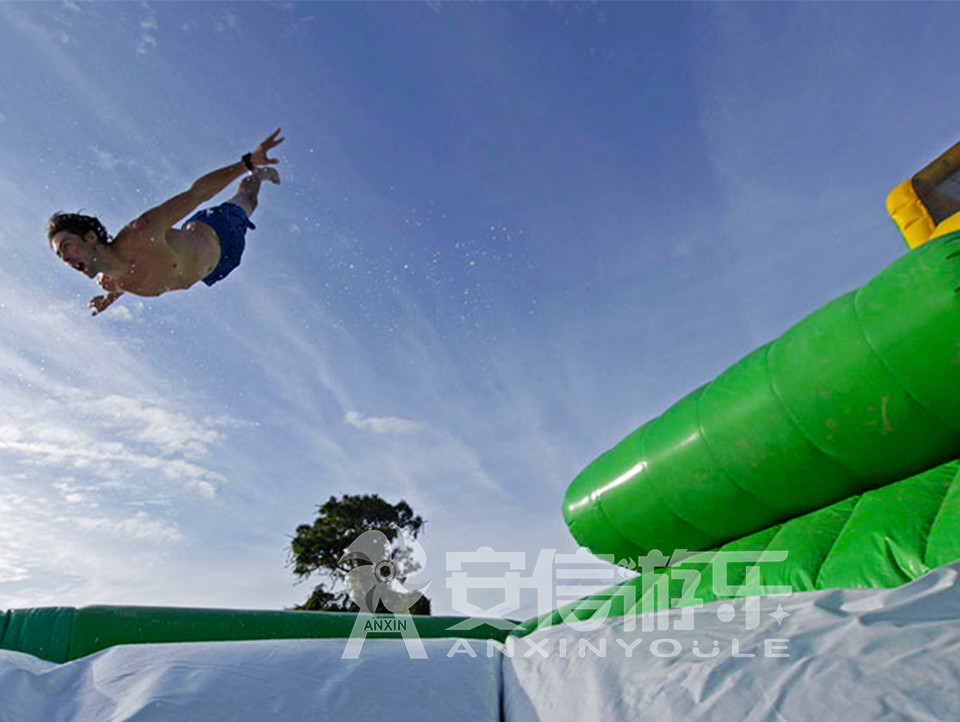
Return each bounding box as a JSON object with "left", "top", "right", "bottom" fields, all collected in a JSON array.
[{"left": 289, "top": 494, "right": 431, "bottom": 615}]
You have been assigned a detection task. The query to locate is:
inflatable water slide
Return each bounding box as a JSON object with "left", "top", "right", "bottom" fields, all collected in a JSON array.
[{"left": 3, "top": 141, "right": 960, "bottom": 720}]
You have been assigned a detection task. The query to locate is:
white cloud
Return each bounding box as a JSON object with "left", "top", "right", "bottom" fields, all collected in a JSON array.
[
  {"left": 0, "top": 243, "right": 239, "bottom": 606},
  {"left": 103, "top": 303, "right": 136, "bottom": 322},
  {"left": 0, "top": 3, "right": 180, "bottom": 164},
  {"left": 75, "top": 511, "right": 184, "bottom": 544},
  {"left": 90, "top": 145, "right": 122, "bottom": 171},
  {"left": 53, "top": 480, "right": 97, "bottom": 506},
  {"left": 344, "top": 410, "right": 425, "bottom": 435},
  {"left": 89, "top": 394, "right": 225, "bottom": 457},
  {"left": 136, "top": 3, "right": 158, "bottom": 55},
  {"left": 216, "top": 10, "right": 240, "bottom": 33},
  {"left": 0, "top": 402, "right": 226, "bottom": 494},
  {"left": 136, "top": 35, "right": 156, "bottom": 55}
]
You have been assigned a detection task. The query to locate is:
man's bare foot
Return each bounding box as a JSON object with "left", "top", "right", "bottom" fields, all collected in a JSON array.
[{"left": 254, "top": 167, "right": 281, "bottom": 185}]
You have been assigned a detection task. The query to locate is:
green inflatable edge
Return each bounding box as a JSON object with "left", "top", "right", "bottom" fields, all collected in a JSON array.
[
  {"left": 564, "top": 232, "right": 960, "bottom": 562},
  {"left": 0, "top": 606, "right": 517, "bottom": 664},
  {"left": 521, "top": 459, "right": 960, "bottom": 635}
]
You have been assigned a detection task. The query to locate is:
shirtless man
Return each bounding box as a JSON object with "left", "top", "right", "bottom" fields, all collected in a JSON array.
[{"left": 47, "top": 129, "right": 284, "bottom": 315}]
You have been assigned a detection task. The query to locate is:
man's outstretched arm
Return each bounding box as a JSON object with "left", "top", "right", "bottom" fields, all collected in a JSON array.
[{"left": 136, "top": 129, "right": 285, "bottom": 229}]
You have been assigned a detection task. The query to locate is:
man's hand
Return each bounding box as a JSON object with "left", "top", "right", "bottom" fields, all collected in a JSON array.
[
  {"left": 89, "top": 292, "right": 123, "bottom": 316},
  {"left": 96, "top": 272, "right": 120, "bottom": 292},
  {"left": 250, "top": 128, "right": 284, "bottom": 166}
]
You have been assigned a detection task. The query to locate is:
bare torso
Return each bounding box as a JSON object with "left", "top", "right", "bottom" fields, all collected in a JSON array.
[{"left": 107, "top": 217, "right": 221, "bottom": 297}]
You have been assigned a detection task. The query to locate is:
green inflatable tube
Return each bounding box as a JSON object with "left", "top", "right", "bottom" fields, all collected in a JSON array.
[
  {"left": 0, "top": 606, "right": 516, "bottom": 664},
  {"left": 565, "top": 233, "right": 960, "bottom": 562}
]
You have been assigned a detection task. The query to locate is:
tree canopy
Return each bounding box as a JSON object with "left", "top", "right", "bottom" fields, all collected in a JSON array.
[{"left": 289, "top": 493, "right": 431, "bottom": 615}]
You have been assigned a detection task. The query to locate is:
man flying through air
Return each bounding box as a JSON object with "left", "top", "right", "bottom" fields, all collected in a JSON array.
[{"left": 47, "top": 128, "right": 284, "bottom": 315}]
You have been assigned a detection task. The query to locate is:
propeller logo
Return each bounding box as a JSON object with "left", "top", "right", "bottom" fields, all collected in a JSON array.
[{"left": 340, "top": 528, "right": 429, "bottom": 614}]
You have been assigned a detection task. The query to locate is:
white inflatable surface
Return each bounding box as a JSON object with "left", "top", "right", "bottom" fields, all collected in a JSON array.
[
  {"left": 504, "top": 562, "right": 960, "bottom": 721},
  {"left": 3, "top": 566, "right": 960, "bottom": 721},
  {"left": 0, "top": 637, "right": 500, "bottom": 722}
]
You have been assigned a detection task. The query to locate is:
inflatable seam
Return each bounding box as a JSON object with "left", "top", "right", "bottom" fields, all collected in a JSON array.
[
  {"left": 763, "top": 341, "right": 870, "bottom": 486},
  {"left": 693, "top": 392, "right": 785, "bottom": 519},
  {"left": 812, "top": 494, "right": 864, "bottom": 589},
  {"left": 851, "top": 284, "right": 960, "bottom": 437},
  {"left": 920, "top": 468, "right": 960, "bottom": 568},
  {"left": 599, "top": 423, "right": 708, "bottom": 556}
]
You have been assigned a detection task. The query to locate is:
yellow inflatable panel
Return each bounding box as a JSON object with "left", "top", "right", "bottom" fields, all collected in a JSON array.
[
  {"left": 888, "top": 136, "right": 960, "bottom": 248},
  {"left": 932, "top": 214, "right": 960, "bottom": 239},
  {"left": 886, "top": 180, "right": 936, "bottom": 249}
]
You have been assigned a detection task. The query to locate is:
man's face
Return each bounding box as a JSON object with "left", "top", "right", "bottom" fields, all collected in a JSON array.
[{"left": 49, "top": 230, "right": 101, "bottom": 278}]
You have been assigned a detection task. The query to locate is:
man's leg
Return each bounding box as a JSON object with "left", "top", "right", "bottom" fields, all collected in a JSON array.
[{"left": 226, "top": 167, "right": 280, "bottom": 217}]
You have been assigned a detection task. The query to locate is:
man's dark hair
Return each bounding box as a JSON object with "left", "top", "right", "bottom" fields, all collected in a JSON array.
[{"left": 46, "top": 212, "right": 111, "bottom": 245}]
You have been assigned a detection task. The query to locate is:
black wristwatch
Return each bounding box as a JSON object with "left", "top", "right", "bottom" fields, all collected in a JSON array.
[{"left": 241, "top": 153, "right": 255, "bottom": 172}]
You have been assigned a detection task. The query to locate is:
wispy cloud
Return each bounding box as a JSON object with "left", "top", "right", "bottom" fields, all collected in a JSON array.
[
  {"left": 0, "top": 244, "right": 232, "bottom": 605},
  {"left": 0, "top": 385, "right": 227, "bottom": 498},
  {"left": 220, "top": 275, "right": 524, "bottom": 514},
  {"left": 344, "top": 410, "right": 425, "bottom": 435},
  {"left": 136, "top": 4, "right": 158, "bottom": 55},
  {"left": 90, "top": 145, "right": 123, "bottom": 171},
  {"left": 0, "top": 479, "right": 183, "bottom": 607},
  {"left": 0, "top": 2, "right": 183, "bottom": 194},
  {"left": 214, "top": 9, "right": 240, "bottom": 34},
  {"left": 75, "top": 512, "right": 184, "bottom": 544}
]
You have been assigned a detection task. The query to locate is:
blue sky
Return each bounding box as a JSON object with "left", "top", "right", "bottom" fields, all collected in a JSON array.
[{"left": 0, "top": 1, "right": 956, "bottom": 618}]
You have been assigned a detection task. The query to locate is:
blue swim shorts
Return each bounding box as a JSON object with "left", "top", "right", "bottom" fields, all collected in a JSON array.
[{"left": 182, "top": 202, "right": 256, "bottom": 287}]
